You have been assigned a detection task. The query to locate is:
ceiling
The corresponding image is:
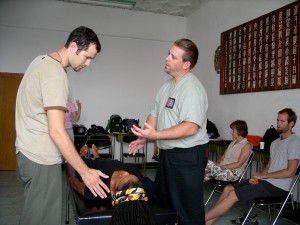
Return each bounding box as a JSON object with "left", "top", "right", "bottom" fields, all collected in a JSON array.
[
  {"left": 61, "top": 0, "right": 209, "bottom": 17},
  {"left": 134, "top": 0, "right": 208, "bottom": 17}
]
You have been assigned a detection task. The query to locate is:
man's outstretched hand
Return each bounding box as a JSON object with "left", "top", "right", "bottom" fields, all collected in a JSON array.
[
  {"left": 81, "top": 168, "right": 110, "bottom": 198},
  {"left": 128, "top": 137, "right": 146, "bottom": 155}
]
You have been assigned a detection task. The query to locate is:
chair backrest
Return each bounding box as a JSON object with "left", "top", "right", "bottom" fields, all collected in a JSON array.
[
  {"left": 238, "top": 152, "right": 254, "bottom": 182},
  {"left": 85, "top": 139, "right": 111, "bottom": 150},
  {"left": 74, "top": 135, "right": 88, "bottom": 152},
  {"left": 73, "top": 124, "right": 87, "bottom": 135}
]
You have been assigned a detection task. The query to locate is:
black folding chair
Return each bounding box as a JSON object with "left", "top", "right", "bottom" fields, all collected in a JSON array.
[
  {"left": 121, "top": 134, "right": 146, "bottom": 171},
  {"left": 73, "top": 125, "right": 88, "bottom": 152},
  {"left": 242, "top": 166, "right": 300, "bottom": 225},
  {"left": 85, "top": 137, "right": 113, "bottom": 159},
  {"left": 89, "top": 134, "right": 111, "bottom": 140}
]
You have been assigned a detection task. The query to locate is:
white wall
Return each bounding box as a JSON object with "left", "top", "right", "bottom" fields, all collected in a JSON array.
[
  {"left": 187, "top": 0, "right": 299, "bottom": 140},
  {"left": 0, "top": 0, "right": 186, "bottom": 161},
  {"left": 0, "top": 0, "right": 186, "bottom": 126},
  {"left": 2, "top": 0, "right": 299, "bottom": 159}
]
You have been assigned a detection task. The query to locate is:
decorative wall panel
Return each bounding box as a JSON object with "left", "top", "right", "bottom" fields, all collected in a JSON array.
[{"left": 220, "top": 1, "right": 299, "bottom": 94}]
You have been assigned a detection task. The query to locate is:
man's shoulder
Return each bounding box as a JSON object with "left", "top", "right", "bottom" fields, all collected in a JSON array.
[
  {"left": 181, "top": 73, "right": 206, "bottom": 92},
  {"left": 27, "top": 55, "right": 63, "bottom": 76},
  {"left": 31, "top": 55, "right": 54, "bottom": 67},
  {"left": 292, "top": 133, "right": 300, "bottom": 138},
  {"left": 289, "top": 133, "right": 300, "bottom": 142},
  {"left": 273, "top": 133, "right": 300, "bottom": 143}
]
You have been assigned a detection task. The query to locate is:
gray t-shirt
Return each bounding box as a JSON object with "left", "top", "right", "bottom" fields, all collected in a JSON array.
[
  {"left": 264, "top": 133, "right": 300, "bottom": 191},
  {"left": 150, "top": 73, "right": 209, "bottom": 149}
]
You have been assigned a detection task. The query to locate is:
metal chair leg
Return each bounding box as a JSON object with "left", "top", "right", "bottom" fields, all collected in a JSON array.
[
  {"left": 205, "top": 186, "right": 217, "bottom": 206},
  {"left": 271, "top": 195, "right": 295, "bottom": 225},
  {"left": 268, "top": 205, "right": 272, "bottom": 225},
  {"left": 291, "top": 194, "right": 295, "bottom": 210},
  {"left": 242, "top": 204, "right": 255, "bottom": 225}
]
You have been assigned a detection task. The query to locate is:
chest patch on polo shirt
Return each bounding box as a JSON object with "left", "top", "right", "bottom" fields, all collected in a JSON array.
[{"left": 165, "top": 97, "right": 175, "bottom": 109}]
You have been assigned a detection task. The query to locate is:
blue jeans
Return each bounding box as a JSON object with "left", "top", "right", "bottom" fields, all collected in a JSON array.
[{"left": 66, "top": 127, "right": 74, "bottom": 142}]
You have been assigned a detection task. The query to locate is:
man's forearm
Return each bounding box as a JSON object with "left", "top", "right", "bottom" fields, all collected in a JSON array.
[
  {"left": 256, "top": 160, "right": 298, "bottom": 179},
  {"left": 153, "top": 122, "right": 198, "bottom": 140},
  {"left": 73, "top": 111, "right": 80, "bottom": 122},
  {"left": 49, "top": 125, "right": 89, "bottom": 177},
  {"left": 48, "top": 109, "right": 89, "bottom": 176}
]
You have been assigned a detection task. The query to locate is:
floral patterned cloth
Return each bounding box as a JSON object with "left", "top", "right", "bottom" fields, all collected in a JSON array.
[
  {"left": 204, "top": 160, "right": 240, "bottom": 182},
  {"left": 111, "top": 187, "right": 148, "bottom": 206}
]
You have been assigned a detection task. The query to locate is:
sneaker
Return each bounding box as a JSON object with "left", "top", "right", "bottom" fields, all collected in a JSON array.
[{"left": 230, "top": 213, "right": 258, "bottom": 224}]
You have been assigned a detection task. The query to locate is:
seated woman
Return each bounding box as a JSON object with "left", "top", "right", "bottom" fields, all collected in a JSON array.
[
  {"left": 69, "top": 145, "right": 156, "bottom": 225},
  {"left": 204, "top": 120, "right": 253, "bottom": 182}
]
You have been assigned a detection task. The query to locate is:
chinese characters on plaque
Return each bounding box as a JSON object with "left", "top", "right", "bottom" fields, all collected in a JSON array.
[{"left": 220, "top": 1, "right": 299, "bottom": 94}]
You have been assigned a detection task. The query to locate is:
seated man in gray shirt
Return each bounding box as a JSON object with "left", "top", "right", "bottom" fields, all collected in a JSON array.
[{"left": 205, "top": 108, "right": 300, "bottom": 225}]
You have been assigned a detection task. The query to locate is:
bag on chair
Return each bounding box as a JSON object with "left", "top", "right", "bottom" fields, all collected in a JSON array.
[
  {"left": 261, "top": 125, "right": 280, "bottom": 150},
  {"left": 122, "top": 118, "right": 140, "bottom": 134},
  {"left": 106, "top": 114, "right": 123, "bottom": 133}
]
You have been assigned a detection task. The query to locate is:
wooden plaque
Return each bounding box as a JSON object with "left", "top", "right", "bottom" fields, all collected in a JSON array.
[{"left": 220, "top": 1, "right": 300, "bottom": 94}]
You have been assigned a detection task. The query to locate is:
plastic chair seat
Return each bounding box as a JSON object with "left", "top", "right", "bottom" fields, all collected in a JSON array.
[
  {"left": 123, "top": 153, "right": 145, "bottom": 158},
  {"left": 85, "top": 138, "right": 113, "bottom": 159}
]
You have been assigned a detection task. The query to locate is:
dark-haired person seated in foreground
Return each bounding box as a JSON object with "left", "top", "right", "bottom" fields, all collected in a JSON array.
[
  {"left": 69, "top": 145, "right": 156, "bottom": 225},
  {"left": 205, "top": 108, "right": 300, "bottom": 225}
]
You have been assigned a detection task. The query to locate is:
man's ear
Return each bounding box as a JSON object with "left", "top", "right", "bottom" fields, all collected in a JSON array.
[
  {"left": 183, "top": 61, "right": 191, "bottom": 70},
  {"left": 69, "top": 42, "right": 78, "bottom": 53}
]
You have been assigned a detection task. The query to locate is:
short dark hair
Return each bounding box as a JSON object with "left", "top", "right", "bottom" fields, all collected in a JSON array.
[
  {"left": 230, "top": 120, "right": 248, "bottom": 137},
  {"left": 65, "top": 26, "right": 101, "bottom": 53},
  {"left": 174, "top": 38, "right": 198, "bottom": 69},
  {"left": 278, "top": 108, "right": 297, "bottom": 127}
]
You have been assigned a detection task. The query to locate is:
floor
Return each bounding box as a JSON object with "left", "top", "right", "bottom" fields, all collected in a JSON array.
[{"left": 0, "top": 168, "right": 297, "bottom": 225}]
